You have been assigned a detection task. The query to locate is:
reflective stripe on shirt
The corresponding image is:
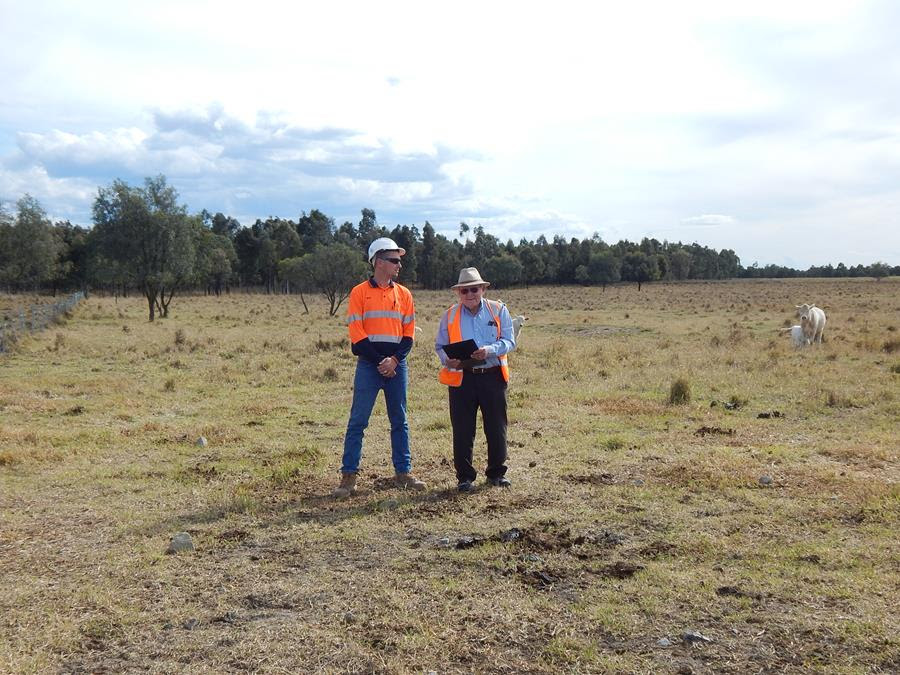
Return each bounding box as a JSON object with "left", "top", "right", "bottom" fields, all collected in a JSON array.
[
  {"left": 362, "top": 310, "right": 403, "bottom": 320},
  {"left": 368, "top": 334, "right": 402, "bottom": 343}
]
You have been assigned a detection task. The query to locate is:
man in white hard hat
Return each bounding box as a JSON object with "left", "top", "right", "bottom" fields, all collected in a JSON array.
[{"left": 333, "top": 237, "right": 425, "bottom": 498}]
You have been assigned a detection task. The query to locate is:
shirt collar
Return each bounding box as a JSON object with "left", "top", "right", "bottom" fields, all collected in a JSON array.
[{"left": 368, "top": 276, "right": 394, "bottom": 288}]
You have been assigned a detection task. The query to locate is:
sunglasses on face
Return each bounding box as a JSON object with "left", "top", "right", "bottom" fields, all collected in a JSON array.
[
  {"left": 458, "top": 286, "right": 482, "bottom": 295},
  {"left": 380, "top": 257, "right": 402, "bottom": 265}
]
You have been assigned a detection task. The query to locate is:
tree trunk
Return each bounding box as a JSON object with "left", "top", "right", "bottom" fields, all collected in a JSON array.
[{"left": 146, "top": 290, "right": 156, "bottom": 321}]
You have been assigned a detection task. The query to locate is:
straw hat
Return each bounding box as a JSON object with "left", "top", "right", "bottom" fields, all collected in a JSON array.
[{"left": 451, "top": 267, "right": 490, "bottom": 289}]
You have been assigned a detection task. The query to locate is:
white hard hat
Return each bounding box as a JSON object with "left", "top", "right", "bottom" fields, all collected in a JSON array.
[{"left": 367, "top": 237, "right": 406, "bottom": 264}]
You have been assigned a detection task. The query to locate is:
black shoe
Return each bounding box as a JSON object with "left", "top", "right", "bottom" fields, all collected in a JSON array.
[
  {"left": 457, "top": 481, "right": 474, "bottom": 493},
  {"left": 487, "top": 477, "right": 511, "bottom": 488}
]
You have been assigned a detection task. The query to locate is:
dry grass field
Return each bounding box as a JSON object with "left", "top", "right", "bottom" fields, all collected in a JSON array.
[
  {"left": 1, "top": 278, "right": 898, "bottom": 673},
  {"left": 0, "top": 294, "right": 53, "bottom": 313}
]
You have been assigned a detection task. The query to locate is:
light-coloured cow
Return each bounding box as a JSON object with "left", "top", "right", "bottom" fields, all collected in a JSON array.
[
  {"left": 496, "top": 300, "right": 526, "bottom": 342},
  {"left": 781, "top": 324, "right": 807, "bottom": 347},
  {"left": 795, "top": 303, "right": 827, "bottom": 344},
  {"left": 511, "top": 315, "right": 527, "bottom": 342}
]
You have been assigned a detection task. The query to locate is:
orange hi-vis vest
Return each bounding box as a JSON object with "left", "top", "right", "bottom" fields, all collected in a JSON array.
[{"left": 438, "top": 299, "right": 510, "bottom": 387}]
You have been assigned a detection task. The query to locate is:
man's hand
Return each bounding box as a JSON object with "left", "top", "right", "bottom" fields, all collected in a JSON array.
[
  {"left": 378, "top": 356, "right": 397, "bottom": 377},
  {"left": 471, "top": 347, "right": 489, "bottom": 361},
  {"left": 446, "top": 358, "right": 462, "bottom": 369}
]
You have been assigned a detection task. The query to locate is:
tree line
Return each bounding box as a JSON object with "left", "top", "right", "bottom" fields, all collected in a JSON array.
[{"left": 1, "top": 175, "right": 897, "bottom": 320}]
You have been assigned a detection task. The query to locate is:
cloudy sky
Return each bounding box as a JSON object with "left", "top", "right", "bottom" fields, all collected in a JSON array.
[{"left": 2, "top": 0, "right": 899, "bottom": 268}]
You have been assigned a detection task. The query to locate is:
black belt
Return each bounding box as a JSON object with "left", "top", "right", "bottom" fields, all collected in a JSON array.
[{"left": 463, "top": 366, "right": 500, "bottom": 375}]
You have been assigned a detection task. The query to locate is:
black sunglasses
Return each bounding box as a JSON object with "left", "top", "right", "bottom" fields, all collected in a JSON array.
[
  {"left": 379, "top": 257, "right": 402, "bottom": 265},
  {"left": 458, "top": 286, "right": 483, "bottom": 295}
]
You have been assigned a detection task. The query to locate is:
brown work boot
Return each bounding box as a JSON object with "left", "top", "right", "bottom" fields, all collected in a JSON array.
[
  {"left": 394, "top": 472, "right": 426, "bottom": 491},
  {"left": 332, "top": 472, "right": 358, "bottom": 499}
]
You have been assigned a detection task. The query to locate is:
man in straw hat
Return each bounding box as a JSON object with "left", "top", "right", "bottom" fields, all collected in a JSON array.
[{"left": 435, "top": 267, "right": 516, "bottom": 492}]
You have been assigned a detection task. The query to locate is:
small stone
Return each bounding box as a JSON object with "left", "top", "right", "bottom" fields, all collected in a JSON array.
[
  {"left": 758, "top": 475, "right": 774, "bottom": 486},
  {"left": 182, "top": 618, "right": 200, "bottom": 630},
  {"left": 529, "top": 461, "right": 537, "bottom": 468},
  {"left": 196, "top": 436, "right": 208, "bottom": 447},
  {"left": 657, "top": 637, "right": 673, "bottom": 647},
  {"left": 522, "top": 553, "right": 543, "bottom": 563},
  {"left": 343, "top": 611, "right": 355, "bottom": 624},
  {"left": 499, "top": 528, "right": 522, "bottom": 542},
  {"left": 681, "top": 630, "right": 713, "bottom": 643},
  {"left": 436, "top": 537, "right": 451, "bottom": 548},
  {"left": 632, "top": 478, "right": 645, "bottom": 486},
  {"left": 166, "top": 532, "right": 194, "bottom": 554}
]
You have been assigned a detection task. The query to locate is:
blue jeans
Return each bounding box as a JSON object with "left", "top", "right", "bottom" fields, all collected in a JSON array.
[{"left": 341, "top": 359, "right": 411, "bottom": 474}]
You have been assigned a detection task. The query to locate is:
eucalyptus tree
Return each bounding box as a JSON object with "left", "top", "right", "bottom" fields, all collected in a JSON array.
[
  {"left": 516, "top": 245, "right": 545, "bottom": 287},
  {"left": 482, "top": 253, "right": 522, "bottom": 288},
  {"left": 389, "top": 224, "right": 420, "bottom": 283},
  {"left": 0, "top": 202, "right": 13, "bottom": 291},
  {"left": 91, "top": 175, "right": 196, "bottom": 321},
  {"left": 307, "top": 243, "right": 369, "bottom": 316},
  {"left": 2, "top": 195, "right": 62, "bottom": 291},
  {"left": 194, "top": 227, "right": 236, "bottom": 296},
  {"left": 278, "top": 254, "right": 315, "bottom": 313},
  {"left": 296, "top": 209, "right": 334, "bottom": 252},
  {"left": 668, "top": 248, "right": 692, "bottom": 280},
  {"left": 588, "top": 250, "right": 621, "bottom": 289},
  {"left": 621, "top": 251, "right": 660, "bottom": 291}
]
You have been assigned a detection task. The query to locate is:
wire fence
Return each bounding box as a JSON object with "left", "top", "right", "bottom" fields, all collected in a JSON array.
[{"left": 0, "top": 291, "right": 85, "bottom": 353}]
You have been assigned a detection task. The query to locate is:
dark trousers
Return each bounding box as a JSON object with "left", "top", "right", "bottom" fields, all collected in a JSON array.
[{"left": 449, "top": 370, "right": 508, "bottom": 482}]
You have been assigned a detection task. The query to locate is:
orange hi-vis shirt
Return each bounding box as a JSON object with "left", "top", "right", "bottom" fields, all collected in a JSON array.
[{"left": 346, "top": 277, "right": 416, "bottom": 361}]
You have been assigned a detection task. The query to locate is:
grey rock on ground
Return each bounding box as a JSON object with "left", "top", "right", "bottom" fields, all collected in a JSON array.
[
  {"left": 758, "top": 475, "right": 774, "bottom": 486},
  {"left": 167, "top": 532, "right": 194, "bottom": 554},
  {"left": 196, "top": 436, "right": 208, "bottom": 447},
  {"left": 681, "top": 630, "right": 713, "bottom": 643}
]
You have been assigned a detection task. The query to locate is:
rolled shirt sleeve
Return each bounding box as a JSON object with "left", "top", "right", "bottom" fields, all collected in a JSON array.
[{"left": 483, "top": 303, "right": 515, "bottom": 357}]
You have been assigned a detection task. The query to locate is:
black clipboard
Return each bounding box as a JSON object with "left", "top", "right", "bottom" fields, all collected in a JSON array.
[
  {"left": 441, "top": 340, "right": 487, "bottom": 367},
  {"left": 440, "top": 339, "right": 478, "bottom": 360}
]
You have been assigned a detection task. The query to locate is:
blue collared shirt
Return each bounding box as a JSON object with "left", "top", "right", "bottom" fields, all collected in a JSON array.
[{"left": 435, "top": 298, "right": 516, "bottom": 367}]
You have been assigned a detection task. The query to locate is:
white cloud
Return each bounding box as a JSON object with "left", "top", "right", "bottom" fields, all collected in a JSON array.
[{"left": 682, "top": 214, "right": 736, "bottom": 228}]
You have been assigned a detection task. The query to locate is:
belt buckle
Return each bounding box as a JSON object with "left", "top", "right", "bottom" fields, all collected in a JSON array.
[{"left": 471, "top": 366, "right": 489, "bottom": 374}]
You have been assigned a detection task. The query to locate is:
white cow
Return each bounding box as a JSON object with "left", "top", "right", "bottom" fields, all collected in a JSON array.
[
  {"left": 795, "top": 303, "right": 827, "bottom": 344},
  {"left": 781, "top": 325, "right": 807, "bottom": 347},
  {"left": 511, "top": 315, "right": 527, "bottom": 341},
  {"left": 496, "top": 300, "right": 526, "bottom": 341}
]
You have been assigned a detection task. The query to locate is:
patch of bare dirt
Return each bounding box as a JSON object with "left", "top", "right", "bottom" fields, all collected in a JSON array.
[{"left": 694, "top": 426, "right": 736, "bottom": 436}]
